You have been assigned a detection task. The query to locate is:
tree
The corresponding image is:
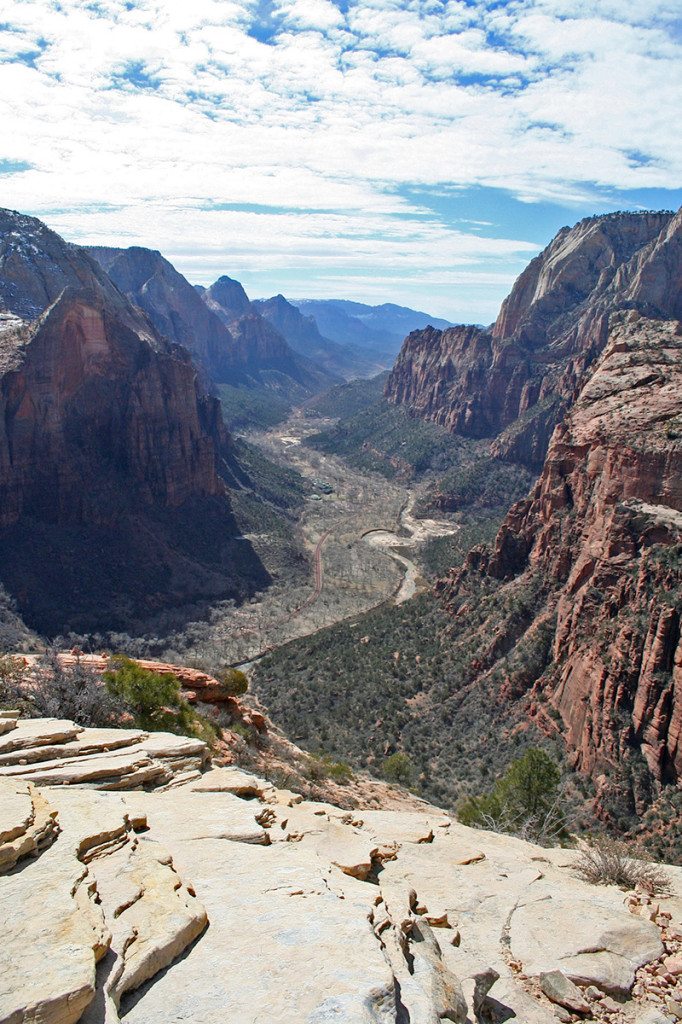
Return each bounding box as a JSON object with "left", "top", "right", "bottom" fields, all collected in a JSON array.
[
  {"left": 458, "top": 748, "right": 567, "bottom": 845},
  {"left": 104, "top": 656, "right": 200, "bottom": 735},
  {"left": 382, "top": 752, "right": 413, "bottom": 786}
]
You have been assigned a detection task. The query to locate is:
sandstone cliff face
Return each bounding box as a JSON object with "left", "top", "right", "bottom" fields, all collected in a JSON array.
[
  {"left": 0, "top": 212, "right": 267, "bottom": 635},
  {"left": 386, "top": 210, "right": 680, "bottom": 469},
  {"left": 438, "top": 313, "right": 682, "bottom": 818},
  {"left": 88, "top": 246, "right": 241, "bottom": 382}
]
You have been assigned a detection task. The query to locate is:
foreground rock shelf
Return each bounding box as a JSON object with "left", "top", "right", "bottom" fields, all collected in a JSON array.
[{"left": 1, "top": 716, "right": 681, "bottom": 1024}]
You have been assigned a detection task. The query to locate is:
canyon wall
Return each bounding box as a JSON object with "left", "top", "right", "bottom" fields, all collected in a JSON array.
[
  {"left": 386, "top": 210, "right": 680, "bottom": 469},
  {"left": 0, "top": 210, "right": 267, "bottom": 635},
  {"left": 437, "top": 312, "right": 682, "bottom": 819}
]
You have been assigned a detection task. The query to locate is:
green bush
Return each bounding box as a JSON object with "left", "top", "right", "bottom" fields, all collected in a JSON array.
[
  {"left": 104, "top": 656, "right": 216, "bottom": 741},
  {"left": 382, "top": 752, "right": 413, "bottom": 786},
  {"left": 217, "top": 667, "right": 249, "bottom": 697},
  {"left": 458, "top": 748, "right": 567, "bottom": 845}
]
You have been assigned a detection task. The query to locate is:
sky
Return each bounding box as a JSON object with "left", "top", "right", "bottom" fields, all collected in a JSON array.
[{"left": 1, "top": 0, "right": 681, "bottom": 322}]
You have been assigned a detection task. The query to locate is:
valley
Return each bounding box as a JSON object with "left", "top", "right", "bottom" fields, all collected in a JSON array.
[{"left": 161, "top": 409, "right": 462, "bottom": 669}]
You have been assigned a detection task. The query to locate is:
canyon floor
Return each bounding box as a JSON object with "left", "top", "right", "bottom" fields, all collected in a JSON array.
[{"left": 168, "top": 410, "right": 459, "bottom": 668}]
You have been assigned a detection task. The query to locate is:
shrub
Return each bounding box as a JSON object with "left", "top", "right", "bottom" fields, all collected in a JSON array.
[
  {"left": 382, "top": 752, "right": 413, "bottom": 786},
  {"left": 326, "top": 760, "right": 353, "bottom": 783},
  {"left": 34, "top": 652, "right": 123, "bottom": 727},
  {"left": 0, "top": 654, "right": 30, "bottom": 705},
  {"left": 217, "top": 667, "right": 249, "bottom": 697},
  {"left": 104, "top": 656, "right": 216, "bottom": 741},
  {"left": 1, "top": 650, "right": 123, "bottom": 728},
  {"left": 574, "top": 836, "right": 672, "bottom": 894},
  {"left": 458, "top": 748, "right": 567, "bottom": 845}
]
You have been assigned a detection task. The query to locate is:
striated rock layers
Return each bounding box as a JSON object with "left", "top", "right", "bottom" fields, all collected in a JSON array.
[
  {"left": 386, "top": 209, "right": 680, "bottom": 469},
  {"left": 2, "top": 714, "right": 681, "bottom": 1024},
  {"left": 0, "top": 209, "right": 267, "bottom": 636},
  {"left": 89, "top": 248, "right": 338, "bottom": 397},
  {"left": 437, "top": 313, "right": 682, "bottom": 823}
]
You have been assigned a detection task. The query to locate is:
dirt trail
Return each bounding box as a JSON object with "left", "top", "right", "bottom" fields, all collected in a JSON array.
[{"left": 363, "top": 491, "right": 458, "bottom": 604}]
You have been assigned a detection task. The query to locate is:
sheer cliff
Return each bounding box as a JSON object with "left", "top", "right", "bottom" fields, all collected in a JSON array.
[
  {"left": 0, "top": 211, "right": 268, "bottom": 636},
  {"left": 386, "top": 210, "right": 680, "bottom": 469},
  {"left": 437, "top": 312, "right": 682, "bottom": 827}
]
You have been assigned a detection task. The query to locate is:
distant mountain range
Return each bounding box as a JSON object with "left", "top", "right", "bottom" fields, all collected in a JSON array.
[
  {"left": 293, "top": 298, "right": 454, "bottom": 363},
  {"left": 87, "top": 250, "right": 339, "bottom": 403}
]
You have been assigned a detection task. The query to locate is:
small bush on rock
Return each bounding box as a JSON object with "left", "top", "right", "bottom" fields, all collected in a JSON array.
[
  {"left": 574, "top": 837, "right": 672, "bottom": 894},
  {"left": 1, "top": 650, "right": 122, "bottom": 728},
  {"left": 104, "top": 656, "right": 216, "bottom": 741},
  {"left": 216, "top": 667, "right": 249, "bottom": 697},
  {"left": 35, "top": 651, "right": 123, "bottom": 727}
]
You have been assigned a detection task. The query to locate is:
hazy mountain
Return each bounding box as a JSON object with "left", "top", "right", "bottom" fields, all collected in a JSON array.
[
  {"left": 294, "top": 298, "right": 455, "bottom": 359},
  {"left": 89, "top": 249, "right": 338, "bottom": 401},
  {"left": 253, "top": 294, "right": 385, "bottom": 380}
]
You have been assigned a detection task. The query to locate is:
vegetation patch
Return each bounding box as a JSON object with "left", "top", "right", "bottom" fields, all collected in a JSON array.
[
  {"left": 218, "top": 384, "right": 291, "bottom": 430},
  {"left": 304, "top": 373, "right": 389, "bottom": 420},
  {"left": 306, "top": 399, "right": 467, "bottom": 479},
  {"left": 458, "top": 747, "right": 568, "bottom": 846}
]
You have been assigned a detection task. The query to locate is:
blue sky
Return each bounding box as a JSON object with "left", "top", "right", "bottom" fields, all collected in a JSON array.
[{"left": 1, "top": 0, "right": 681, "bottom": 322}]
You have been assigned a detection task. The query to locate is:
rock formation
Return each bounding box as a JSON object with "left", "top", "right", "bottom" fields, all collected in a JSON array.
[
  {"left": 437, "top": 312, "right": 682, "bottom": 825},
  {"left": 202, "top": 274, "right": 252, "bottom": 322},
  {"left": 89, "top": 247, "right": 338, "bottom": 397},
  {"left": 0, "top": 210, "right": 268, "bottom": 635},
  {"left": 2, "top": 712, "right": 681, "bottom": 1024},
  {"left": 386, "top": 210, "right": 680, "bottom": 469}
]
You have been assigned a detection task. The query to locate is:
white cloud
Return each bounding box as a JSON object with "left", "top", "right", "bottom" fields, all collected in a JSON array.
[{"left": 0, "top": 0, "right": 679, "bottom": 317}]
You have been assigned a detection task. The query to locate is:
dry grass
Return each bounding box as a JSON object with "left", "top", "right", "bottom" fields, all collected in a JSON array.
[{"left": 574, "top": 836, "right": 672, "bottom": 895}]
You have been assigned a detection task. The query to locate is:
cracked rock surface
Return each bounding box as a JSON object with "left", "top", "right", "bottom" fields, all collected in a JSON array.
[{"left": 2, "top": 716, "right": 681, "bottom": 1024}]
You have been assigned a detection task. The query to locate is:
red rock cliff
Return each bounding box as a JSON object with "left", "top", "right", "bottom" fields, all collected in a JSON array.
[
  {"left": 0, "top": 210, "right": 267, "bottom": 636},
  {"left": 385, "top": 210, "right": 680, "bottom": 468},
  {"left": 437, "top": 312, "right": 682, "bottom": 816}
]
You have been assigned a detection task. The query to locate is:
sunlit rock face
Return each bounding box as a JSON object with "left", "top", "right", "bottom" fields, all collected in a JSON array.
[
  {"left": 3, "top": 710, "right": 679, "bottom": 1024},
  {"left": 386, "top": 210, "right": 680, "bottom": 469},
  {"left": 437, "top": 313, "right": 682, "bottom": 819}
]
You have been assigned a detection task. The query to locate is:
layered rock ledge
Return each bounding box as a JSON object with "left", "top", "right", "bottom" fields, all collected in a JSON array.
[{"left": 2, "top": 715, "right": 681, "bottom": 1024}]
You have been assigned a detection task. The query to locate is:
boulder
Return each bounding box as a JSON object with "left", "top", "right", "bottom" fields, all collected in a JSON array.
[
  {"left": 510, "top": 895, "right": 664, "bottom": 994},
  {"left": 539, "top": 970, "right": 591, "bottom": 1014}
]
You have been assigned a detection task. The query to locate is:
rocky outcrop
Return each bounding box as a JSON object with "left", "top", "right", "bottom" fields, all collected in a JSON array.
[
  {"left": 2, "top": 716, "right": 680, "bottom": 1024},
  {"left": 0, "top": 774, "right": 208, "bottom": 1024},
  {"left": 0, "top": 714, "right": 209, "bottom": 789},
  {"left": 386, "top": 209, "right": 681, "bottom": 469},
  {"left": 438, "top": 313, "right": 682, "bottom": 820},
  {"left": 203, "top": 274, "right": 252, "bottom": 322},
  {"left": 0, "top": 210, "right": 268, "bottom": 635}
]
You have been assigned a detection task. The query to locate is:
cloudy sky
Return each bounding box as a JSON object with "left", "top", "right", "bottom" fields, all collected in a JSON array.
[{"left": 1, "top": 0, "right": 681, "bottom": 321}]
